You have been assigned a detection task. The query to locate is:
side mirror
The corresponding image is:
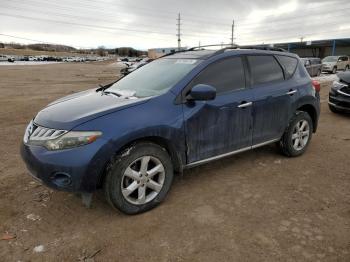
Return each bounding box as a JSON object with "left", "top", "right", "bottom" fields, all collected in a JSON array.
[{"left": 187, "top": 84, "right": 216, "bottom": 101}]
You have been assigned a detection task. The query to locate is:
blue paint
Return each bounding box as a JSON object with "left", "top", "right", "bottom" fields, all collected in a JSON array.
[{"left": 20, "top": 49, "right": 321, "bottom": 193}]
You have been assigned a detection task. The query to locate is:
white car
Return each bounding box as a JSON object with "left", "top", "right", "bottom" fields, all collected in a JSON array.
[
  {"left": 322, "top": 56, "right": 350, "bottom": 73},
  {"left": 0, "top": 55, "right": 8, "bottom": 62}
]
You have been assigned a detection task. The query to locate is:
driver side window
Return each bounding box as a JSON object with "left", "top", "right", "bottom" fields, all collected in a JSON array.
[{"left": 188, "top": 57, "right": 246, "bottom": 95}]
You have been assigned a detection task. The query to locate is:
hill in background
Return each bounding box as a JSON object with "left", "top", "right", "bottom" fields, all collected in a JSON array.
[{"left": 0, "top": 42, "right": 146, "bottom": 57}]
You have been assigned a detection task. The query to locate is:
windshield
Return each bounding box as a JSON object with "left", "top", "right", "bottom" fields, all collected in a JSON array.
[
  {"left": 322, "top": 56, "right": 338, "bottom": 62},
  {"left": 108, "top": 58, "right": 200, "bottom": 97}
]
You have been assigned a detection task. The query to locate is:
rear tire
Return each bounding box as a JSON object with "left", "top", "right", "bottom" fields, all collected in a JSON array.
[
  {"left": 279, "top": 111, "right": 313, "bottom": 157},
  {"left": 104, "top": 142, "right": 174, "bottom": 214},
  {"left": 345, "top": 65, "right": 349, "bottom": 71}
]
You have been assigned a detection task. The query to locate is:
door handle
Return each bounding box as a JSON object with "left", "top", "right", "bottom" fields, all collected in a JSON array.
[
  {"left": 237, "top": 101, "right": 252, "bottom": 108},
  {"left": 286, "top": 89, "right": 298, "bottom": 95}
]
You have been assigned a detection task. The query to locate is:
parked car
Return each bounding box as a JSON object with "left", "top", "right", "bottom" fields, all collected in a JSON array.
[
  {"left": 0, "top": 55, "right": 15, "bottom": 62},
  {"left": 63, "top": 57, "right": 76, "bottom": 62},
  {"left": 329, "top": 71, "right": 350, "bottom": 113},
  {"left": 7, "top": 56, "right": 15, "bottom": 63},
  {"left": 121, "top": 58, "right": 154, "bottom": 76},
  {"left": 301, "top": 57, "right": 322, "bottom": 77},
  {"left": 322, "top": 55, "right": 350, "bottom": 74},
  {"left": 0, "top": 55, "right": 8, "bottom": 62},
  {"left": 21, "top": 48, "right": 320, "bottom": 214}
]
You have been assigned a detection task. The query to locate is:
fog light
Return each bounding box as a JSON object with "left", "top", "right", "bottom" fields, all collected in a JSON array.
[{"left": 51, "top": 172, "right": 72, "bottom": 187}]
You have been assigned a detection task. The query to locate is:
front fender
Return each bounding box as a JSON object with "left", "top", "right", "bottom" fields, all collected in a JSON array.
[{"left": 74, "top": 92, "right": 186, "bottom": 190}]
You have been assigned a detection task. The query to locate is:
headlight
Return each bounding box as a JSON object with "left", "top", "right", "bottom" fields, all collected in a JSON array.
[
  {"left": 29, "top": 131, "right": 102, "bottom": 151},
  {"left": 332, "top": 80, "right": 347, "bottom": 90}
]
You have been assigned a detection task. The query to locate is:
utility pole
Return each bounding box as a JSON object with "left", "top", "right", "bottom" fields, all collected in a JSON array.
[
  {"left": 231, "top": 19, "right": 235, "bottom": 46},
  {"left": 300, "top": 36, "right": 304, "bottom": 43},
  {"left": 177, "top": 13, "right": 181, "bottom": 51}
]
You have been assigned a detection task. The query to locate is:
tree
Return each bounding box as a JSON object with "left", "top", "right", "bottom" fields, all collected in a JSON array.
[
  {"left": 97, "top": 46, "right": 106, "bottom": 56},
  {"left": 0, "top": 43, "right": 4, "bottom": 48}
]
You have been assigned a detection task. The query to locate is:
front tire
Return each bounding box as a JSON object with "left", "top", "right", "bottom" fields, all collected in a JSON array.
[
  {"left": 332, "top": 67, "right": 337, "bottom": 74},
  {"left": 104, "top": 142, "right": 174, "bottom": 214},
  {"left": 345, "top": 65, "right": 349, "bottom": 71},
  {"left": 279, "top": 111, "right": 313, "bottom": 157}
]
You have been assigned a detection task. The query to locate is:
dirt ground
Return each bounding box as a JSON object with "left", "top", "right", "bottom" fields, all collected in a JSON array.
[{"left": 0, "top": 62, "right": 349, "bottom": 261}]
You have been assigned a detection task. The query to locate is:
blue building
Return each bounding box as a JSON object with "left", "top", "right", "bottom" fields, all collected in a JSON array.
[{"left": 273, "top": 38, "right": 350, "bottom": 58}]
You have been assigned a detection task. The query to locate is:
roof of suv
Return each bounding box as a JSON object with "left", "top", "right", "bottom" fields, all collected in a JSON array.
[{"left": 165, "top": 48, "right": 298, "bottom": 60}]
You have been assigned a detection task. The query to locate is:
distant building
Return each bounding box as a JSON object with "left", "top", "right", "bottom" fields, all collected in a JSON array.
[
  {"left": 148, "top": 47, "right": 186, "bottom": 59},
  {"left": 271, "top": 38, "right": 350, "bottom": 58}
]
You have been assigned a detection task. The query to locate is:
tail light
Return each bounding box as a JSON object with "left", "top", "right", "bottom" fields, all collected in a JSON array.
[{"left": 312, "top": 80, "right": 321, "bottom": 92}]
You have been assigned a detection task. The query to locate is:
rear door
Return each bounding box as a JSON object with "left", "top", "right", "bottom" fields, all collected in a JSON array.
[
  {"left": 248, "top": 55, "right": 299, "bottom": 145},
  {"left": 338, "top": 56, "right": 347, "bottom": 70},
  {"left": 183, "top": 56, "right": 254, "bottom": 163}
]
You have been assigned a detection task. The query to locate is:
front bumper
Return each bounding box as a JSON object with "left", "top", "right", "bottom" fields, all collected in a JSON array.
[
  {"left": 329, "top": 91, "right": 350, "bottom": 113},
  {"left": 322, "top": 67, "right": 333, "bottom": 72},
  {"left": 20, "top": 138, "right": 110, "bottom": 192}
]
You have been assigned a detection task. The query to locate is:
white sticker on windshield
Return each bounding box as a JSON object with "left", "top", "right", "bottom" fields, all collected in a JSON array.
[{"left": 175, "top": 59, "right": 197, "bottom": 64}]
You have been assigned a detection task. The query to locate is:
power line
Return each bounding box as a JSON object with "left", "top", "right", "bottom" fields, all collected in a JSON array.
[
  {"left": 0, "top": 12, "right": 176, "bottom": 36},
  {"left": 3, "top": 0, "right": 350, "bottom": 37},
  {"left": 4, "top": 3, "right": 350, "bottom": 41},
  {"left": 0, "top": 33, "right": 94, "bottom": 49},
  {"left": 5, "top": 0, "right": 350, "bottom": 30}
]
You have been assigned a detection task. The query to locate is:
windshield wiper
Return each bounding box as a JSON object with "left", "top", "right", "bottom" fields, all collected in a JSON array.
[{"left": 97, "top": 84, "right": 122, "bottom": 97}]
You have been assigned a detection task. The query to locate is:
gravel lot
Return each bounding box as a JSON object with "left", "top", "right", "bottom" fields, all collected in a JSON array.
[{"left": 0, "top": 62, "right": 349, "bottom": 261}]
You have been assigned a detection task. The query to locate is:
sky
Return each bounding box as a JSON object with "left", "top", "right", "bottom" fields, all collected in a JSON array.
[{"left": 1, "top": 0, "right": 350, "bottom": 50}]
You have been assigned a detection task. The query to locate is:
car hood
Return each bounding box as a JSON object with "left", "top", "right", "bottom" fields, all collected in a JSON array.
[
  {"left": 337, "top": 71, "right": 350, "bottom": 84},
  {"left": 34, "top": 88, "right": 150, "bottom": 130}
]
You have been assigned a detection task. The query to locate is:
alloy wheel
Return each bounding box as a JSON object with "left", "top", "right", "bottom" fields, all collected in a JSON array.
[
  {"left": 291, "top": 120, "right": 310, "bottom": 151},
  {"left": 121, "top": 156, "right": 165, "bottom": 205}
]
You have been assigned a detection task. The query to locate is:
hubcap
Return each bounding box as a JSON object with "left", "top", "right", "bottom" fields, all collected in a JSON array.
[
  {"left": 121, "top": 156, "right": 165, "bottom": 205},
  {"left": 291, "top": 120, "right": 310, "bottom": 151}
]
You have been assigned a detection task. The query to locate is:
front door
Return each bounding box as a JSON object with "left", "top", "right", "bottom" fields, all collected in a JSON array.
[{"left": 182, "top": 56, "right": 253, "bottom": 163}]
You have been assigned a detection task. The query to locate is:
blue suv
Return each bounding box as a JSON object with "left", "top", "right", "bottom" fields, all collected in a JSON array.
[{"left": 21, "top": 47, "right": 320, "bottom": 214}]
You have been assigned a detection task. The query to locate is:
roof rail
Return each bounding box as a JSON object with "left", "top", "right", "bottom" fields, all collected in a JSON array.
[
  {"left": 157, "top": 43, "right": 287, "bottom": 59},
  {"left": 239, "top": 45, "right": 287, "bottom": 52},
  {"left": 188, "top": 43, "right": 239, "bottom": 51}
]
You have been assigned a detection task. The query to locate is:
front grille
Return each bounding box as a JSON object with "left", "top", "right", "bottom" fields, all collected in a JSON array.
[
  {"left": 29, "top": 123, "right": 66, "bottom": 141},
  {"left": 329, "top": 96, "right": 350, "bottom": 108},
  {"left": 340, "top": 86, "right": 350, "bottom": 95}
]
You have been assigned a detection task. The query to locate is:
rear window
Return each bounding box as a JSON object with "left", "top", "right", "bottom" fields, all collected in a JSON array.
[
  {"left": 311, "top": 59, "right": 321, "bottom": 65},
  {"left": 247, "top": 55, "right": 284, "bottom": 85},
  {"left": 276, "top": 55, "right": 298, "bottom": 79}
]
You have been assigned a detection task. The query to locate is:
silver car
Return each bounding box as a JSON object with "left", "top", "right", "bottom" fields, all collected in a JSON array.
[
  {"left": 301, "top": 58, "right": 322, "bottom": 77},
  {"left": 322, "top": 55, "right": 350, "bottom": 74}
]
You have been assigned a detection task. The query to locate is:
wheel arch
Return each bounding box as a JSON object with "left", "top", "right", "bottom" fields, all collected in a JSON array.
[
  {"left": 296, "top": 104, "right": 318, "bottom": 132},
  {"left": 97, "top": 136, "right": 183, "bottom": 188}
]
